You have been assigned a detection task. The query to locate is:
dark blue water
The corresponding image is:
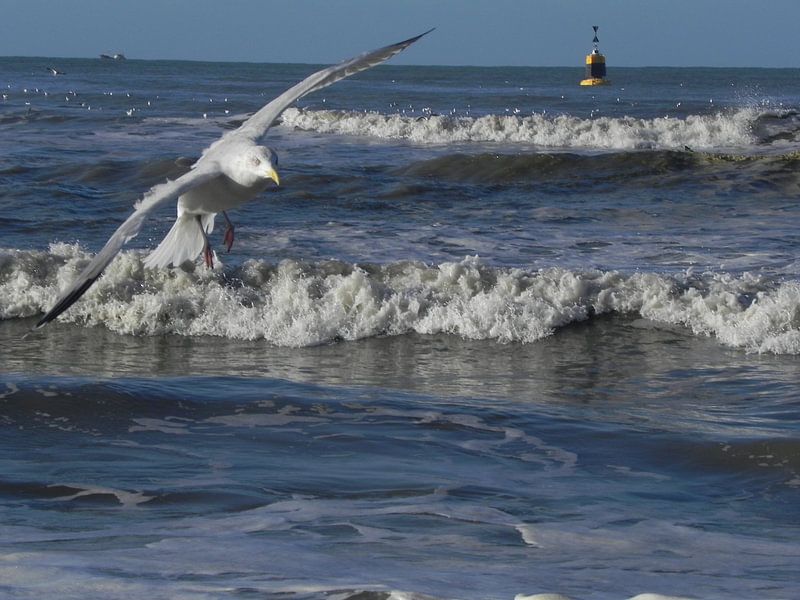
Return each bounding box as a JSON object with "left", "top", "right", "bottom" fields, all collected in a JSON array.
[{"left": 1, "top": 56, "right": 800, "bottom": 599}]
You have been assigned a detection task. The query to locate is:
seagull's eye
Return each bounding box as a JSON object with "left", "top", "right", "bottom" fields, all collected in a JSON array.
[{"left": 251, "top": 157, "right": 261, "bottom": 167}]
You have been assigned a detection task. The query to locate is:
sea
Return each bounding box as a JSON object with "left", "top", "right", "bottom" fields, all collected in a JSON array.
[{"left": 1, "top": 54, "right": 799, "bottom": 600}]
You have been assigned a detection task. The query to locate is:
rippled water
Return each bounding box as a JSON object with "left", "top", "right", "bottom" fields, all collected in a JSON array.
[{"left": 1, "top": 56, "right": 800, "bottom": 599}]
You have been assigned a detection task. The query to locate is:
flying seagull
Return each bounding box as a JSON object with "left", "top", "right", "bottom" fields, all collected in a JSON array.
[
  {"left": 34, "top": 29, "right": 432, "bottom": 331},
  {"left": 47, "top": 67, "right": 64, "bottom": 75}
]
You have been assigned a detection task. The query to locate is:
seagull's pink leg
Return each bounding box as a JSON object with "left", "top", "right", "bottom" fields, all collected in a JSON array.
[
  {"left": 222, "top": 211, "right": 235, "bottom": 253},
  {"left": 203, "top": 245, "right": 214, "bottom": 269},
  {"left": 197, "top": 215, "right": 214, "bottom": 268}
]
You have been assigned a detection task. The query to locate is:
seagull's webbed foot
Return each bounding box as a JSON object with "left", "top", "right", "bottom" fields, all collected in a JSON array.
[{"left": 223, "top": 211, "right": 235, "bottom": 253}]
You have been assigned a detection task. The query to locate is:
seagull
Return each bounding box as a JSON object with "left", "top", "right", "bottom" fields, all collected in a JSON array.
[
  {"left": 47, "top": 67, "right": 64, "bottom": 76},
  {"left": 34, "top": 29, "right": 432, "bottom": 330}
]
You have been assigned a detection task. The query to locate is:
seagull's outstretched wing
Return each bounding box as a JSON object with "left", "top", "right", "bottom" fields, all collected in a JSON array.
[
  {"left": 234, "top": 29, "right": 433, "bottom": 142},
  {"left": 34, "top": 30, "right": 433, "bottom": 331},
  {"left": 34, "top": 164, "right": 221, "bottom": 330}
]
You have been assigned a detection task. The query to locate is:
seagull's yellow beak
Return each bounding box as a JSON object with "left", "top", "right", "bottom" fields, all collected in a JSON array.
[{"left": 267, "top": 166, "right": 280, "bottom": 186}]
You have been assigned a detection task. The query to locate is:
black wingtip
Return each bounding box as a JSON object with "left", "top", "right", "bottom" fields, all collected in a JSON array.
[
  {"left": 389, "top": 28, "right": 435, "bottom": 52},
  {"left": 31, "top": 274, "right": 100, "bottom": 332},
  {"left": 407, "top": 28, "right": 436, "bottom": 44}
]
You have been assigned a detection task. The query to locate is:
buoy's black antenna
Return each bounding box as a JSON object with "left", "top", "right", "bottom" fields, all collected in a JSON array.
[{"left": 592, "top": 25, "right": 600, "bottom": 50}]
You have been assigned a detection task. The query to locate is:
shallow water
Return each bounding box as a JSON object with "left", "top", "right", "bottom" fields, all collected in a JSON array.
[{"left": 3, "top": 316, "right": 800, "bottom": 599}]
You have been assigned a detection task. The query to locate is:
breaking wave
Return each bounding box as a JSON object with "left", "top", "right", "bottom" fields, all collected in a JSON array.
[
  {"left": 278, "top": 107, "right": 769, "bottom": 150},
  {"left": 3, "top": 244, "right": 799, "bottom": 354}
]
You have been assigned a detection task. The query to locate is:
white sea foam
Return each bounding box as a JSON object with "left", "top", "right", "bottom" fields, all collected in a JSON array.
[
  {"left": 47, "top": 484, "right": 154, "bottom": 508},
  {"left": 3, "top": 245, "right": 799, "bottom": 354},
  {"left": 0, "top": 382, "right": 20, "bottom": 399},
  {"left": 128, "top": 417, "right": 190, "bottom": 435},
  {"left": 627, "top": 595, "right": 696, "bottom": 600},
  {"left": 278, "top": 107, "right": 757, "bottom": 150}
]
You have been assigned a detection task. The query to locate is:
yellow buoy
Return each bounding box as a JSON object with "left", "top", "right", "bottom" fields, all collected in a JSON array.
[{"left": 580, "top": 26, "right": 609, "bottom": 86}]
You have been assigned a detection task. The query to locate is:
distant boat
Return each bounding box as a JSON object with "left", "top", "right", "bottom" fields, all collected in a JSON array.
[
  {"left": 100, "top": 53, "right": 126, "bottom": 60},
  {"left": 47, "top": 67, "right": 64, "bottom": 75}
]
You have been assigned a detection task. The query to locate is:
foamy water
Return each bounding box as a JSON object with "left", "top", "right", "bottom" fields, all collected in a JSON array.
[
  {"left": 4, "top": 245, "right": 798, "bottom": 354},
  {"left": 278, "top": 106, "right": 758, "bottom": 149}
]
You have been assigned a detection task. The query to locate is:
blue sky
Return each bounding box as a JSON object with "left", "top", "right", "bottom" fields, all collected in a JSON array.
[{"left": 1, "top": 0, "right": 797, "bottom": 67}]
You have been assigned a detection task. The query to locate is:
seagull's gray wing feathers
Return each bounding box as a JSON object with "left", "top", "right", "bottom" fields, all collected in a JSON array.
[
  {"left": 234, "top": 29, "right": 433, "bottom": 142},
  {"left": 34, "top": 30, "right": 432, "bottom": 331},
  {"left": 34, "top": 165, "right": 221, "bottom": 329}
]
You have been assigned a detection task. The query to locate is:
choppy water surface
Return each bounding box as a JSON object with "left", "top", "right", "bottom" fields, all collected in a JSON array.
[{"left": 1, "top": 56, "right": 800, "bottom": 599}]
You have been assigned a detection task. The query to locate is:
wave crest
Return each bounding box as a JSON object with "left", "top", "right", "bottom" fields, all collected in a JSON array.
[
  {"left": 3, "top": 245, "right": 799, "bottom": 354},
  {"left": 279, "top": 107, "right": 759, "bottom": 150}
]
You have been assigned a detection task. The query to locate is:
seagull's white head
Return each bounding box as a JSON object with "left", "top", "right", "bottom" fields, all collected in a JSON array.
[{"left": 227, "top": 145, "right": 280, "bottom": 189}]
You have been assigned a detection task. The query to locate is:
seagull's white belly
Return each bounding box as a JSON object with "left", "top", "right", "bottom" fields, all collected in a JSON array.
[{"left": 177, "top": 174, "right": 268, "bottom": 216}]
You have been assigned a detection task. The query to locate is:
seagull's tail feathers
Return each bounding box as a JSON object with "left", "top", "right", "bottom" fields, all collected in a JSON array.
[{"left": 144, "top": 213, "right": 215, "bottom": 269}]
